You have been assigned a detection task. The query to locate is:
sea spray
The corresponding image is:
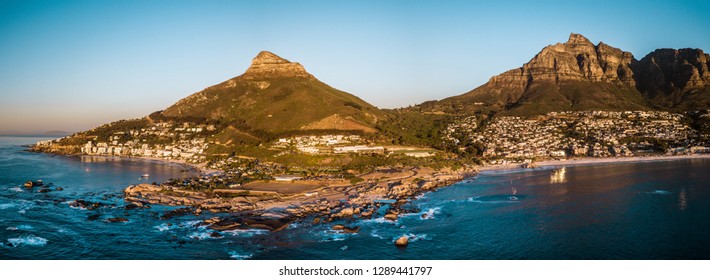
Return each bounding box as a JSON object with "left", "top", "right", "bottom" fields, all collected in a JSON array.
[{"left": 7, "top": 235, "right": 48, "bottom": 247}]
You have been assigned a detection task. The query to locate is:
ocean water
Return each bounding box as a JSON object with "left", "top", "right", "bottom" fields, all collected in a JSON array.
[{"left": 1, "top": 136, "right": 709, "bottom": 259}]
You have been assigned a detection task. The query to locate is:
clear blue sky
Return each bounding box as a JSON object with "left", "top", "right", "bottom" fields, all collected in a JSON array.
[{"left": 1, "top": 0, "right": 709, "bottom": 133}]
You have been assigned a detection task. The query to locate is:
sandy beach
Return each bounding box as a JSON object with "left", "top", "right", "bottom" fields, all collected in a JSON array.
[{"left": 480, "top": 154, "right": 710, "bottom": 171}]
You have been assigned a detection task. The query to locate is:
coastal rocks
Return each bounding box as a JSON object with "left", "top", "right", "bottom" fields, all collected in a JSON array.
[
  {"left": 87, "top": 214, "right": 101, "bottom": 221},
  {"left": 384, "top": 213, "right": 398, "bottom": 221},
  {"left": 23, "top": 180, "right": 44, "bottom": 188},
  {"left": 210, "top": 214, "right": 292, "bottom": 232},
  {"left": 133, "top": 201, "right": 148, "bottom": 208},
  {"left": 335, "top": 207, "right": 355, "bottom": 218},
  {"left": 124, "top": 184, "right": 163, "bottom": 196},
  {"left": 209, "top": 219, "right": 243, "bottom": 231},
  {"left": 242, "top": 213, "right": 292, "bottom": 232},
  {"left": 388, "top": 184, "right": 416, "bottom": 197},
  {"left": 107, "top": 217, "right": 129, "bottom": 223},
  {"left": 69, "top": 199, "right": 111, "bottom": 210},
  {"left": 116, "top": 164, "right": 468, "bottom": 236},
  {"left": 418, "top": 180, "right": 437, "bottom": 190},
  {"left": 160, "top": 207, "right": 194, "bottom": 220},
  {"left": 124, "top": 202, "right": 145, "bottom": 210},
  {"left": 203, "top": 217, "right": 222, "bottom": 224},
  {"left": 331, "top": 224, "right": 360, "bottom": 234},
  {"left": 395, "top": 236, "right": 409, "bottom": 247}
]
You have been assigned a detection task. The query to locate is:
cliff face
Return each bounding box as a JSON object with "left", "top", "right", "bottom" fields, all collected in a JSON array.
[
  {"left": 487, "top": 34, "right": 637, "bottom": 92},
  {"left": 242, "top": 51, "right": 313, "bottom": 79},
  {"left": 634, "top": 48, "right": 710, "bottom": 109},
  {"left": 439, "top": 33, "right": 709, "bottom": 115},
  {"left": 443, "top": 33, "right": 645, "bottom": 114}
]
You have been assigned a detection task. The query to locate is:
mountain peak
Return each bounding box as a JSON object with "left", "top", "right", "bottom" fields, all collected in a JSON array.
[
  {"left": 566, "top": 33, "right": 593, "bottom": 46},
  {"left": 252, "top": 51, "right": 291, "bottom": 65},
  {"left": 243, "top": 51, "right": 311, "bottom": 78}
]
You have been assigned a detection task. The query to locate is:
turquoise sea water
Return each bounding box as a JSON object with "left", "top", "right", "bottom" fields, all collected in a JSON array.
[{"left": 1, "top": 136, "right": 709, "bottom": 259}]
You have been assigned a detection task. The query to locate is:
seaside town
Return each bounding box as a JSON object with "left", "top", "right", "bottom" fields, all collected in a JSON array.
[
  {"left": 445, "top": 111, "right": 710, "bottom": 165},
  {"left": 35, "top": 120, "right": 213, "bottom": 164}
]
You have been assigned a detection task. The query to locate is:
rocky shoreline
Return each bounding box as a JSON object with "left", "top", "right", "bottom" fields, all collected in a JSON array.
[{"left": 123, "top": 167, "right": 476, "bottom": 233}]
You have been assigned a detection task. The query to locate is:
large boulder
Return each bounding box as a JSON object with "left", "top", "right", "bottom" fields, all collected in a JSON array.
[
  {"left": 124, "top": 184, "right": 163, "bottom": 196},
  {"left": 332, "top": 224, "right": 360, "bottom": 233},
  {"left": 384, "top": 213, "right": 398, "bottom": 221},
  {"left": 334, "top": 207, "right": 355, "bottom": 218},
  {"left": 107, "top": 217, "right": 129, "bottom": 223},
  {"left": 395, "top": 236, "right": 409, "bottom": 247}
]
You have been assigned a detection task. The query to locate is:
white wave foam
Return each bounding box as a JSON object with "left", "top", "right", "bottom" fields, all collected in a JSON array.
[
  {"left": 318, "top": 230, "right": 350, "bottom": 242},
  {"left": 10, "top": 187, "right": 23, "bottom": 192},
  {"left": 413, "top": 207, "right": 441, "bottom": 220},
  {"left": 66, "top": 200, "right": 87, "bottom": 210},
  {"left": 187, "top": 231, "right": 214, "bottom": 240},
  {"left": 179, "top": 220, "right": 202, "bottom": 228},
  {"left": 154, "top": 223, "right": 172, "bottom": 232},
  {"left": 222, "top": 229, "right": 268, "bottom": 237},
  {"left": 392, "top": 233, "right": 430, "bottom": 243},
  {"left": 370, "top": 230, "right": 385, "bottom": 240},
  {"left": 362, "top": 217, "right": 396, "bottom": 224},
  {"left": 0, "top": 203, "right": 16, "bottom": 209},
  {"left": 7, "top": 235, "right": 48, "bottom": 247},
  {"left": 649, "top": 190, "right": 671, "bottom": 195},
  {"left": 228, "top": 251, "right": 253, "bottom": 260},
  {"left": 5, "top": 225, "right": 33, "bottom": 231}
]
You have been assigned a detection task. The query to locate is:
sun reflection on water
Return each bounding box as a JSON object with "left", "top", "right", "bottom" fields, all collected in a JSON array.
[{"left": 550, "top": 167, "right": 567, "bottom": 184}]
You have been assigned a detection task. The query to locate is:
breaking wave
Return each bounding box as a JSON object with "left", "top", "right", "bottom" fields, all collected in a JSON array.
[
  {"left": 228, "top": 250, "right": 253, "bottom": 260},
  {"left": 6, "top": 235, "right": 48, "bottom": 247},
  {"left": 5, "top": 225, "right": 34, "bottom": 231}
]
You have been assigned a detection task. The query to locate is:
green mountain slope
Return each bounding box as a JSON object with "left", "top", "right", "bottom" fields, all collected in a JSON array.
[{"left": 161, "top": 51, "right": 383, "bottom": 135}]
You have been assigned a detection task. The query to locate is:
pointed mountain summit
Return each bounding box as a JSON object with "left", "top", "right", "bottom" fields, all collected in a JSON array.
[
  {"left": 161, "top": 51, "right": 383, "bottom": 134},
  {"left": 243, "top": 51, "right": 312, "bottom": 79}
]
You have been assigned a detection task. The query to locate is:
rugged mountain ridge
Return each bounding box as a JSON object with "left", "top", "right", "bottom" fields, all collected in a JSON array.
[
  {"left": 434, "top": 33, "right": 710, "bottom": 115},
  {"left": 634, "top": 48, "right": 710, "bottom": 110},
  {"left": 161, "top": 51, "right": 383, "bottom": 134}
]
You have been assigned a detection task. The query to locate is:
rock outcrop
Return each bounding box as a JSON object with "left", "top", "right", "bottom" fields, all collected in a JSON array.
[
  {"left": 486, "top": 33, "right": 636, "bottom": 93},
  {"left": 395, "top": 236, "right": 409, "bottom": 247},
  {"left": 634, "top": 48, "right": 710, "bottom": 109},
  {"left": 441, "top": 33, "right": 645, "bottom": 114},
  {"left": 242, "top": 51, "right": 312, "bottom": 79},
  {"left": 435, "top": 33, "right": 710, "bottom": 114}
]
